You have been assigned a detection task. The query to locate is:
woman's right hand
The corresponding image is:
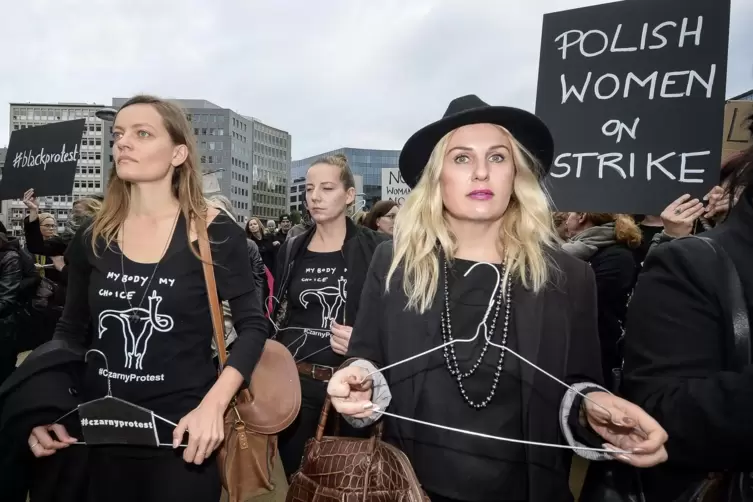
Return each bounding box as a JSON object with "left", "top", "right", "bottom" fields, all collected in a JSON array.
[
  {"left": 327, "top": 365, "right": 374, "bottom": 419},
  {"left": 28, "top": 424, "right": 77, "bottom": 457}
]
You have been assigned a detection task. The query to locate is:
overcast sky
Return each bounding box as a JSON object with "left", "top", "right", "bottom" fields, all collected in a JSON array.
[{"left": 1, "top": 0, "right": 751, "bottom": 159}]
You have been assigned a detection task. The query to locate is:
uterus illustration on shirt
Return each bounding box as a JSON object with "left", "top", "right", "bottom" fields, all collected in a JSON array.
[
  {"left": 289, "top": 266, "right": 347, "bottom": 359},
  {"left": 97, "top": 271, "right": 176, "bottom": 371}
]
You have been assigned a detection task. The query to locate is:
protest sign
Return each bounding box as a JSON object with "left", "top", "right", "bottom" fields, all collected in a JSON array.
[
  {"left": 535, "top": 0, "right": 730, "bottom": 214},
  {"left": 0, "top": 119, "right": 86, "bottom": 200},
  {"left": 722, "top": 100, "right": 753, "bottom": 163},
  {"left": 381, "top": 168, "right": 412, "bottom": 206}
]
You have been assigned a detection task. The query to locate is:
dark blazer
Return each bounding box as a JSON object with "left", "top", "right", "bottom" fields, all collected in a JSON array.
[
  {"left": 271, "top": 217, "right": 389, "bottom": 333},
  {"left": 621, "top": 192, "right": 753, "bottom": 501},
  {"left": 588, "top": 244, "right": 639, "bottom": 385},
  {"left": 347, "top": 242, "right": 607, "bottom": 502},
  {"left": 0, "top": 340, "right": 88, "bottom": 502}
]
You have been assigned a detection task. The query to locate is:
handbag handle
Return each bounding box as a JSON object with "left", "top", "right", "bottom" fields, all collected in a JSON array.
[
  {"left": 695, "top": 237, "right": 751, "bottom": 370},
  {"left": 316, "top": 395, "right": 383, "bottom": 443},
  {"left": 195, "top": 215, "right": 229, "bottom": 372}
]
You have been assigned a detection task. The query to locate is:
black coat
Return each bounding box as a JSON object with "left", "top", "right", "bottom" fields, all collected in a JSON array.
[
  {"left": 588, "top": 244, "right": 639, "bottom": 385},
  {"left": 0, "top": 339, "right": 88, "bottom": 502},
  {"left": 347, "top": 242, "right": 607, "bottom": 502},
  {"left": 622, "top": 192, "right": 753, "bottom": 501},
  {"left": 246, "top": 238, "right": 267, "bottom": 306},
  {"left": 271, "top": 217, "right": 389, "bottom": 332}
]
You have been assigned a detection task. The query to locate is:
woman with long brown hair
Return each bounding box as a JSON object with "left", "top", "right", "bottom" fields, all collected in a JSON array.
[
  {"left": 563, "top": 212, "right": 641, "bottom": 388},
  {"left": 14, "top": 95, "right": 268, "bottom": 501}
]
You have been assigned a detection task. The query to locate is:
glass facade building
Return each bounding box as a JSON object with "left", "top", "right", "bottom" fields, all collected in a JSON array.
[{"left": 290, "top": 148, "right": 399, "bottom": 209}]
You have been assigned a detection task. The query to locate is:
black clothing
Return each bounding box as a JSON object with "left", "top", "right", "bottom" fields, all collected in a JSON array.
[
  {"left": 86, "top": 448, "right": 220, "bottom": 502},
  {"left": 24, "top": 216, "right": 66, "bottom": 286},
  {"left": 0, "top": 340, "right": 87, "bottom": 502},
  {"left": 0, "top": 246, "right": 22, "bottom": 384},
  {"left": 281, "top": 249, "right": 348, "bottom": 366},
  {"left": 271, "top": 217, "right": 389, "bottom": 334},
  {"left": 246, "top": 238, "right": 266, "bottom": 308},
  {"left": 4, "top": 237, "right": 40, "bottom": 301},
  {"left": 249, "top": 232, "right": 277, "bottom": 273},
  {"left": 413, "top": 259, "right": 526, "bottom": 501},
  {"left": 621, "top": 192, "right": 753, "bottom": 502},
  {"left": 274, "top": 218, "right": 388, "bottom": 475},
  {"left": 348, "top": 243, "right": 606, "bottom": 502},
  {"left": 633, "top": 224, "right": 663, "bottom": 265},
  {"left": 56, "top": 211, "right": 267, "bottom": 423},
  {"left": 588, "top": 244, "right": 639, "bottom": 386}
]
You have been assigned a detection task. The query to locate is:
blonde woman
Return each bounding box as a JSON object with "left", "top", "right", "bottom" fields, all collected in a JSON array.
[
  {"left": 11, "top": 95, "right": 268, "bottom": 501},
  {"left": 327, "top": 95, "right": 668, "bottom": 502}
]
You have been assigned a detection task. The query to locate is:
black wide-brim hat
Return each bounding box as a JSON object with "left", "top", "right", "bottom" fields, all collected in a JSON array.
[{"left": 398, "top": 94, "right": 554, "bottom": 188}]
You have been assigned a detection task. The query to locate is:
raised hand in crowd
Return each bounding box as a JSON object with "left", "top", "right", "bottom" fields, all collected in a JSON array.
[
  {"left": 22, "top": 188, "right": 39, "bottom": 221},
  {"left": 660, "top": 194, "right": 705, "bottom": 238},
  {"left": 703, "top": 185, "right": 731, "bottom": 220}
]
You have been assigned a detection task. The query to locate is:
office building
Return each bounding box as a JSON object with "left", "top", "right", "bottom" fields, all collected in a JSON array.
[
  {"left": 2, "top": 103, "right": 107, "bottom": 236},
  {"left": 0, "top": 147, "right": 6, "bottom": 229},
  {"left": 107, "top": 99, "right": 291, "bottom": 222},
  {"left": 290, "top": 148, "right": 399, "bottom": 209}
]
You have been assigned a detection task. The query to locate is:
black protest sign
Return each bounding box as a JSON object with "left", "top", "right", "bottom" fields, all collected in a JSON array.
[
  {"left": 535, "top": 0, "right": 730, "bottom": 215},
  {"left": 0, "top": 119, "right": 86, "bottom": 201},
  {"left": 78, "top": 397, "right": 159, "bottom": 447}
]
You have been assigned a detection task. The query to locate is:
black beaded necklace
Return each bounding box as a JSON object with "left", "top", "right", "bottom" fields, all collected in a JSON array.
[{"left": 441, "top": 258, "right": 512, "bottom": 409}]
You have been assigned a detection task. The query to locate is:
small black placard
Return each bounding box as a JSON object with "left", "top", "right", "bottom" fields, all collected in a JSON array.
[
  {"left": 0, "top": 119, "right": 86, "bottom": 201},
  {"left": 78, "top": 397, "right": 159, "bottom": 447},
  {"left": 535, "top": 0, "right": 730, "bottom": 215}
]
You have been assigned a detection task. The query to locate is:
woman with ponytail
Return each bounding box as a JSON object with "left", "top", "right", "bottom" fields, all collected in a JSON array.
[{"left": 563, "top": 212, "right": 641, "bottom": 388}]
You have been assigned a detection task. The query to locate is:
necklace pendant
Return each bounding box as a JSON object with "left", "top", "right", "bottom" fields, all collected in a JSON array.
[{"left": 129, "top": 313, "right": 141, "bottom": 324}]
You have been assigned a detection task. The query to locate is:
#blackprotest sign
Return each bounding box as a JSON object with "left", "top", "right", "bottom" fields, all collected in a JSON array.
[
  {"left": 535, "top": 0, "right": 730, "bottom": 215},
  {"left": 0, "top": 119, "right": 86, "bottom": 201},
  {"left": 381, "top": 168, "right": 412, "bottom": 206}
]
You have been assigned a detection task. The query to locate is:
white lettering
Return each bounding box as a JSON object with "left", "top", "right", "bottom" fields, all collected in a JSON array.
[
  {"left": 647, "top": 152, "right": 677, "bottom": 181},
  {"left": 624, "top": 72, "right": 658, "bottom": 100},
  {"left": 597, "top": 153, "right": 627, "bottom": 179},
  {"left": 561, "top": 72, "right": 592, "bottom": 104},
  {"left": 594, "top": 74, "right": 621, "bottom": 100},
  {"left": 609, "top": 24, "right": 637, "bottom": 53},
  {"left": 660, "top": 71, "right": 690, "bottom": 98},
  {"left": 679, "top": 16, "right": 703, "bottom": 48},
  {"left": 679, "top": 151, "right": 710, "bottom": 183}
]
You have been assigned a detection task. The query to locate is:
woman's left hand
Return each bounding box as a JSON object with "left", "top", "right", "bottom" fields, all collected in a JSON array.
[
  {"left": 330, "top": 321, "right": 353, "bottom": 355},
  {"left": 583, "top": 391, "right": 668, "bottom": 468},
  {"left": 173, "top": 400, "right": 225, "bottom": 465}
]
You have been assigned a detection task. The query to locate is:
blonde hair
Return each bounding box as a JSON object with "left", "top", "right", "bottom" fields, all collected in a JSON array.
[
  {"left": 386, "top": 126, "right": 558, "bottom": 313},
  {"left": 308, "top": 154, "right": 357, "bottom": 213},
  {"left": 583, "top": 213, "right": 642, "bottom": 249},
  {"left": 38, "top": 213, "right": 56, "bottom": 225},
  {"left": 73, "top": 197, "right": 103, "bottom": 216},
  {"left": 89, "top": 95, "right": 207, "bottom": 257}
]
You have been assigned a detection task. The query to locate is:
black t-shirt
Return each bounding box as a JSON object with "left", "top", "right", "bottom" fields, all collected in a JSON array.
[
  {"left": 279, "top": 249, "right": 347, "bottom": 367},
  {"left": 413, "top": 259, "right": 527, "bottom": 502},
  {"left": 58, "top": 212, "right": 268, "bottom": 423}
]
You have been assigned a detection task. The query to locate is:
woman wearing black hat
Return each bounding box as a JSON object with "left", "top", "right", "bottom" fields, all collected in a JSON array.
[{"left": 326, "top": 95, "right": 668, "bottom": 502}]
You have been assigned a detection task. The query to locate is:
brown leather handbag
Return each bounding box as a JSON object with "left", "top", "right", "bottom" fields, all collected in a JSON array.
[
  {"left": 286, "top": 396, "right": 429, "bottom": 502},
  {"left": 197, "top": 217, "right": 301, "bottom": 502}
]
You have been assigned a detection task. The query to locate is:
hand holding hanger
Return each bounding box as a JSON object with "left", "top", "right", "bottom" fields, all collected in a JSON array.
[
  {"left": 327, "top": 366, "right": 374, "bottom": 419},
  {"left": 581, "top": 391, "right": 668, "bottom": 467},
  {"left": 28, "top": 424, "right": 77, "bottom": 458}
]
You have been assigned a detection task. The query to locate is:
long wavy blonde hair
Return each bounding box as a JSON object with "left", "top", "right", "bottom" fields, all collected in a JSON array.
[
  {"left": 386, "top": 126, "right": 558, "bottom": 313},
  {"left": 89, "top": 95, "right": 207, "bottom": 257}
]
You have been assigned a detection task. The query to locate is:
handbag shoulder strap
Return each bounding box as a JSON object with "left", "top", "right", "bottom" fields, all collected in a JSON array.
[
  {"left": 694, "top": 236, "right": 751, "bottom": 369},
  {"left": 195, "top": 214, "right": 228, "bottom": 373}
]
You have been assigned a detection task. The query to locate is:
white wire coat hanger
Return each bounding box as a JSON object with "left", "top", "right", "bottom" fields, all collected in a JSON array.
[
  {"left": 265, "top": 294, "right": 338, "bottom": 364},
  {"left": 361, "top": 261, "right": 633, "bottom": 455},
  {"left": 55, "top": 349, "right": 188, "bottom": 448}
]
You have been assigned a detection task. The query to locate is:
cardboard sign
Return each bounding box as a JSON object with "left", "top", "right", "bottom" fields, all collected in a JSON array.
[
  {"left": 381, "top": 168, "right": 412, "bottom": 206},
  {"left": 722, "top": 100, "right": 753, "bottom": 163},
  {"left": 0, "top": 119, "right": 86, "bottom": 201},
  {"left": 78, "top": 397, "right": 159, "bottom": 447},
  {"left": 535, "top": 0, "right": 730, "bottom": 215}
]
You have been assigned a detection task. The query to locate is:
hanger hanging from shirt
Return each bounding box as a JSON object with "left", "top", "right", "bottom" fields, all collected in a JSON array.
[
  {"left": 360, "top": 261, "right": 635, "bottom": 455},
  {"left": 265, "top": 294, "right": 340, "bottom": 364},
  {"left": 54, "top": 350, "right": 188, "bottom": 448}
]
